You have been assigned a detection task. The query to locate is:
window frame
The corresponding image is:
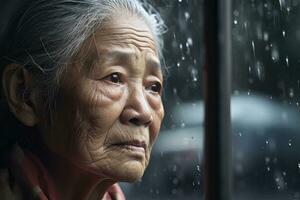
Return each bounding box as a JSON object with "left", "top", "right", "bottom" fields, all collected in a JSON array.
[{"left": 203, "top": 0, "right": 233, "bottom": 200}]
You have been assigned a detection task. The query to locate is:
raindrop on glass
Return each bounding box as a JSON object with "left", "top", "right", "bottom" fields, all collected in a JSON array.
[
  {"left": 283, "top": 171, "right": 287, "bottom": 176},
  {"left": 180, "top": 122, "right": 186, "bottom": 128},
  {"left": 285, "top": 56, "right": 289, "bottom": 67},
  {"left": 187, "top": 37, "right": 193, "bottom": 46},
  {"left": 266, "top": 140, "right": 269, "bottom": 144},
  {"left": 288, "top": 139, "right": 292, "bottom": 147},
  {"left": 184, "top": 12, "right": 190, "bottom": 20},
  {"left": 271, "top": 45, "right": 279, "bottom": 62},
  {"left": 196, "top": 165, "right": 201, "bottom": 172},
  {"left": 263, "top": 32, "right": 269, "bottom": 41},
  {"left": 179, "top": 43, "right": 183, "bottom": 50},
  {"left": 251, "top": 41, "right": 256, "bottom": 57},
  {"left": 255, "top": 61, "right": 265, "bottom": 81},
  {"left": 289, "top": 88, "right": 294, "bottom": 98}
]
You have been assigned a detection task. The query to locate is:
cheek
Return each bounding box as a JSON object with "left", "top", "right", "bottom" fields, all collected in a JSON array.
[
  {"left": 147, "top": 95, "right": 164, "bottom": 146},
  {"left": 78, "top": 80, "right": 125, "bottom": 108},
  {"left": 48, "top": 80, "right": 128, "bottom": 163},
  {"left": 74, "top": 82, "right": 128, "bottom": 150}
]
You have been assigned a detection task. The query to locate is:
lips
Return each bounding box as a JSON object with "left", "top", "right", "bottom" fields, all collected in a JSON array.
[{"left": 111, "top": 140, "right": 146, "bottom": 153}]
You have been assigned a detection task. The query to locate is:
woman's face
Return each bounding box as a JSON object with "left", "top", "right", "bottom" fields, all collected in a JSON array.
[{"left": 42, "top": 13, "right": 164, "bottom": 181}]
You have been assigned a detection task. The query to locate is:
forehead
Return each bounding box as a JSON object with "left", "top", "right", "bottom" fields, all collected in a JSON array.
[
  {"left": 78, "top": 12, "right": 161, "bottom": 74},
  {"left": 95, "top": 12, "right": 157, "bottom": 53}
]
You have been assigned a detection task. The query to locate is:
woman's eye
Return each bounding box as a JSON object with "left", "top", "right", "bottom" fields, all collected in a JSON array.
[
  {"left": 148, "top": 82, "right": 162, "bottom": 94},
  {"left": 105, "top": 73, "right": 122, "bottom": 84}
]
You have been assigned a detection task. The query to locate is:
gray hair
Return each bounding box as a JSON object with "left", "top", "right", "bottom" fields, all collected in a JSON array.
[{"left": 2, "top": 0, "right": 166, "bottom": 113}]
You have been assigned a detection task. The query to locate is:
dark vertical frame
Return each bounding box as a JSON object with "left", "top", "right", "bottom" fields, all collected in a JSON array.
[{"left": 203, "top": 0, "right": 232, "bottom": 200}]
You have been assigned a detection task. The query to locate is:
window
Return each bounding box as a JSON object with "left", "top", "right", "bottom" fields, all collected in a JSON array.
[
  {"left": 232, "top": 0, "right": 300, "bottom": 199},
  {"left": 121, "top": 0, "right": 204, "bottom": 199},
  {"left": 124, "top": 0, "right": 300, "bottom": 200}
]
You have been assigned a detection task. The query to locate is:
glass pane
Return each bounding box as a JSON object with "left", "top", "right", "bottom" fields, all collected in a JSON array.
[
  {"left": 121, "top": 0, "right": 204, "bottom": 199},
  {"left": 232, "top": 0, "right": 300, "bottom": 199}
]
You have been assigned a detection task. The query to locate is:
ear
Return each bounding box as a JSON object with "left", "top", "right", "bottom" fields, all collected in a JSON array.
[{"left": 2, "top": 64, "right": 38, "bottom": 127}]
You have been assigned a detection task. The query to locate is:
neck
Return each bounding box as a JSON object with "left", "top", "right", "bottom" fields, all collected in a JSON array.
[{"left": 35, "top": 148, "right": 115, "bottom": 200}]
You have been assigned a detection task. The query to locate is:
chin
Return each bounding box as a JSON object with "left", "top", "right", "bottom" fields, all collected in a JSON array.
[{"left": 109, "top": 160, "right": 147, "bottom": 182}]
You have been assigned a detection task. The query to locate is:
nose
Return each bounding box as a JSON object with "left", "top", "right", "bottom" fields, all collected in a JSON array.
[{"left": 120, "top": 87, "right": 153, "bottom": 127}]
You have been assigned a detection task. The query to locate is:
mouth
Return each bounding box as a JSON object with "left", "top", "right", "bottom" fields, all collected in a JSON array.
[{"left": 111, "top": 140, "right": 146, "bottom": 154}]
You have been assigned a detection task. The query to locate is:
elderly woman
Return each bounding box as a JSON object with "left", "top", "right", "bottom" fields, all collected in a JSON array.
[{"left": 0, "top": 0, "right": 165, "bottom": 199}]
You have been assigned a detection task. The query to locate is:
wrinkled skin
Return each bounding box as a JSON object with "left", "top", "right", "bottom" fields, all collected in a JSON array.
[{"left": 41, "top": 11, "right": 164, "bottom": 184}]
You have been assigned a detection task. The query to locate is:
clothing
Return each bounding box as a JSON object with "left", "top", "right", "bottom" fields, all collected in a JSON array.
[{"left": 0, "top": 144, "right": 126, "bottom": 200}]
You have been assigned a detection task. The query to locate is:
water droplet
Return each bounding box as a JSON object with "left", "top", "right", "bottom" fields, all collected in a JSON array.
[
  {"left": 191, "top": 68, "right": 198, "bottom": 82},
  {"left": 248, "top": 66, "right": 252, "bottom": 73},
  {"left": 255, "top": 61, "right": 265, "bottom": 81},
  {"left": 244, "top": 21, "right": 248, "bottom": 29},
  {"left": 177, "top": 62, "right": 180, "bottom": 67},
  {"left": 271, "top": 45, "right": 279, "bottom": 62},
  {"left": 285, "top": 56, "right": 289, "bottom": 67},
  {"left": 178, "top": 0, "right": 182, "bottom": 2},
  {"left": 274, "top": 171, "right": 285, "bottom": 191},
  {"left": 251, "top": 41, "right": 256, "bottom": 57},
  {"left": 187, "top": 37, "right": 193, "bottom": 46},
  {"left": 288, "top": 139, "right": 292, "bottom": 147},
  {"left": 234, "top": 20, "right": 238, "bottom": 25},
  {"left": 179, "top": 43, "right": 183, "bottom": 49},
  {"left": 279, "top": 0, "right": 284, "bottom": 10},
  {"left": 180, "top": 122, "right": 185, "bottom": 128},
  {"left": 283, "top": 171, "right": 287, "bottom": 176},
  {"left": 289, "top": 88, "right": 294, "bottom": 98},
  {"left": 265, "top": 157, "right": 270, "bottom": 163},
  {"left": 263, "top": 32, "right": 269, "bottom": 41},
  {"left": 196, "top": 165, "right": 201, "bottom": 172},
  {"left": 282, "top": 30, "right": 286, "bottom": 37},
  {"left": 173, "top": 88, "right": 177, "bottom": 95},
  {"left": 184, "top": 12, "right": 190, "bottom": 20}
]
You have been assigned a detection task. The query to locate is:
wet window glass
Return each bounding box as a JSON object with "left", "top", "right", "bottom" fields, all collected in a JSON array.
[
  {"left": 232, "top": 0, "right": 300, "bottom": 199},
  {"left": 121, "top": 0, "right": 204, "bottom": 199}
]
